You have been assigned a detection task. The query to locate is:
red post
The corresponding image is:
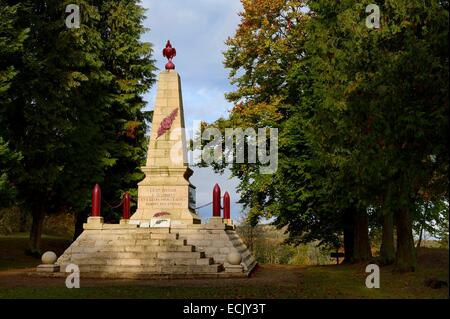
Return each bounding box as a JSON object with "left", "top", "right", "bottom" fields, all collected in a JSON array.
[
  {"left": 91, "top": 184, "right": 101, "bottom": 217},
  {"left": 223, "top": 191, "right": 230, "bottom": 220},
  {"left": 212, "top": 183, "right": 221, "bottom": 217},
  {"left": 122, "top": 192, "right": 130, "bottom": 220}
]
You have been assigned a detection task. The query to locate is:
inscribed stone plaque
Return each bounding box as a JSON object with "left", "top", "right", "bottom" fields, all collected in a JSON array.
[{"left": 138, "top": 186, "right": 188, "bottom": 209}]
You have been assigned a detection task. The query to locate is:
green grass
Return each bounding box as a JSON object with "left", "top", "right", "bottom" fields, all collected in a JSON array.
[
  {"left": 0, "top": 233, "right": 72, "bottom": 271},
  {"left": 0, "top": 234, "right": 448, "bottom": 299},
  {"left": 0, "top": 285, "right": 303, "bottom": 299},
  {"left": 301, "top": 263, "right": 448, "bottom": 298}
]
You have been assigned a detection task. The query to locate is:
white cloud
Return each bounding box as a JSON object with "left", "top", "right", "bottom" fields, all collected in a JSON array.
[{"left": 140, "top": 0, "right": 242, "bottom": 85}]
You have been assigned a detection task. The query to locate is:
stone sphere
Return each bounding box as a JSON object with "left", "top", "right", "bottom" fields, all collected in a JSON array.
[
  {"left": 227, "top": 252, "right": 242, "bottom": 265},
  {"left": 41, "top": 251, "right": 57, "bottom": 264}
]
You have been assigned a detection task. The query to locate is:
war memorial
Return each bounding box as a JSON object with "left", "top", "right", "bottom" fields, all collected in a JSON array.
[{"left": 36, "top": 41, "right": 256, "bottom": 279}]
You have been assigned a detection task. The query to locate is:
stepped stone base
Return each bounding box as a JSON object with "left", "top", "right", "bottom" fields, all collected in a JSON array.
[{"left": 50, "top": 217, "right": 256, "bottom": 279}]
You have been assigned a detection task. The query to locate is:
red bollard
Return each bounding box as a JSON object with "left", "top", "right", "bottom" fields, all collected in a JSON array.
[
  {"left": 122, "top": 192, "right": 130, "bottom": 220},
  {"left": 212, "top": 183, "right": 221, "bottom": 217},
  {"left": 223, "top": 191, "right": 230, "bottom": 220},
  {"left": 91, "top": 184, "right": 101, "bottom": 217}
]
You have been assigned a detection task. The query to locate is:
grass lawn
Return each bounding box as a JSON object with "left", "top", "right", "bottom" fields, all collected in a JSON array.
[
  {"left": 0, "top": 234, "right": 448, "bottom": 299},
  {"left": 0, "top": 233, "right": 71, "bottom": 271}
]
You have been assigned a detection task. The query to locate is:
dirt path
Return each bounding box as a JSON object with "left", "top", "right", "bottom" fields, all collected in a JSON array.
[{"left": 0, "top": 264, "right": 305, "bottom": 289}]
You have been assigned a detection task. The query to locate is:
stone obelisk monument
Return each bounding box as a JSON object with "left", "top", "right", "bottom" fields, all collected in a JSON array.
[
  {"left": 131, "top": 41, "right": 200, "bottom": 225},
  {"left": 48, "top": 41, "right": 256, "bottom": 279}
]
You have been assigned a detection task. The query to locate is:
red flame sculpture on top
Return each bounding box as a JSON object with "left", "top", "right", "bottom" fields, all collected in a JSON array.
[{"left": 162, "top": 40, "right": 176, "bottom": 70}]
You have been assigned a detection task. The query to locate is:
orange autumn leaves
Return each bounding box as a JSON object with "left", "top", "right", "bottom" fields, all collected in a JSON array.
[{"left": 225, "top": 0, "right": 308, "bottom": 129}]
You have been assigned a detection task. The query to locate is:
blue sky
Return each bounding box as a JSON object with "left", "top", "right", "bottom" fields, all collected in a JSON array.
[{"left": 139, "top": 0, "right": 246, "bottom": 222}]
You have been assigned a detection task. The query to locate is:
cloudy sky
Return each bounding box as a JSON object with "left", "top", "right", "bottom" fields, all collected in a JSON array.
[{"left": 139, "top": 0, "right": 245, "bottom": 222}]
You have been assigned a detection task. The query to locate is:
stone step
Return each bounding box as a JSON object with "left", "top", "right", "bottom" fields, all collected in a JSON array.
[
  {"left": 161, "top": 239, "right": 187, "bottom": 246},
  {"left": 64, "top": 256, "right": 214, "bottom": 267},
  {"left": 68, "top": 251, "right": 206, "bottom": 262},
  {"left": 67, "top": 263, "right": 223, "bottom": 274},
  {"left": 124, "top": 245, "right": 195, "bottom": 253},
  {"left": 78, "top": 232, "right": 170, "bottom": 241},
  {"left": 69, "top": 243, "right": 193, "bottom": 254},
  {"left": 196, "top": 257, "right": 214, "bottom": 266},
  {"left": 230, "top": 238, "right": 244, "bottom": 245},
  {"left": 226, "top": 232, "right": 240, "bottom": 239},
  {"left": 65, "top": 258, "right": 148, "bottom": 267},
  {"left": 70, "top": 251, "right": 158, "bottom": 259},
  {"left": 74, "top": 240, "right": 133, "bottom": 247},
  {"left": 87, "top": 238, "right": 187, "bottom": 245},
  {"left": 56, "top": 222, "right": 257, "bottom": 278},
  {"left": 69, "top": 247, "right": 198, "bottom": 259},
  {"left": 132, "top": 227, "right": 164, "bottom": 233},
  {"left": 151, "top": 233, "right": 179, "bottom": 240},
  {"left": 156, "top": 258, "right": 214, "bottom": 266},
  {"left": 229, "top": 238, "right": 242, "bottom": 244},
  {"left": 83, "top": 228, "right": 173, "bottom": 235},
  {"left": 79, "top": 233, "right": 180, "bottom": 242},
  {"left": 156, "top": 251, "right": 205, "bottom": 259},
  {"left": 74, "top": 238, "right": 189, "bottom": 248},
  {"left": 171, "top": 245, "right": 196, "bottom": 252},
  {"left": 143, "top": 228, "right": 171, "bottom": 234},
  {"left": 131, "top": 233, "right": 177, "bottom": 240}
]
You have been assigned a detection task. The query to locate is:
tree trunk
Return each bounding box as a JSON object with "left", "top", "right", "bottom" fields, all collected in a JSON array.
[
  {"left": 416, "top": 202, "right": 428, "bottom": 248},
  {"left": 343, "top": 210, "right": 354, "bottom": 263},
  {"left": 19, "top": 208, "right": 28, "bottom": 233},
  {"left": 27, "top": 208, "right": 45, "bottom": 257},
  {"left": 395, "top": 207, "right": 417, "bottom": 272},
  {"left": 416, "top": 225, "right": 423, "bottom": 248},
  {"left": 353, "top": 209, "right": 372, "bottom": 262},
  {"left": 380, "top": 210, "right": 395, "bottom": 265}
]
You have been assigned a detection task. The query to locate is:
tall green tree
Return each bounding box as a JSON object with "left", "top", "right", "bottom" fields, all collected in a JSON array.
[
  {"left": 413, "top": 197, "right": 449, "bottom": 248},
  {"left": 217, "top": 0, "right": 371, "bottom": 260},
  {"left": 0, "top": 0, "right": 155, "bottom": 254},
  {"left": 305, "top": 0, "right": 448, "bottom": 271},
  {"left": 216, "top": 0, "right": 310, "bottom": 228},
  {"left": 67, "top": 0, "right": 156, "bottom": 238},
  {"left": 1, "top": 0, "right": 79, "bottom": 254},
  {"left": 0, "top": 1, "right": 27, "bottom": 207},
  {"left": 0, "top": 138, "right": 22, "bottom": 207},
  {"left": 215, "top": 0, "right": 448, "bottom": 272},
  {"left": 96, "top": 0, "right": 155, "bottom": 226}
]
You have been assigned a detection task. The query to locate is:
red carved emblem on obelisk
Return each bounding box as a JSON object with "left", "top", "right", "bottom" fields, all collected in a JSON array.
[{"left": 157, "top": 108, "right": 178, "bottom": 139}]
